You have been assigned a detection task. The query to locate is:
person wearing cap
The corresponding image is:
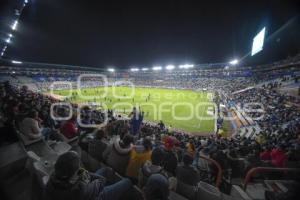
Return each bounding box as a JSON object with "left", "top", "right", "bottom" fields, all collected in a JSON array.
[
  {"left": 44, "top": 151, "right": 132, "bottom": 200},
  {"left": 161, "top": 136, "right": 178, "bottom": 176}
]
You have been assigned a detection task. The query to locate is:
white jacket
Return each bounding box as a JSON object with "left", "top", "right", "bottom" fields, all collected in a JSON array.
[{"left": 20, "top": 117, "right": 42, "bottom": 139}]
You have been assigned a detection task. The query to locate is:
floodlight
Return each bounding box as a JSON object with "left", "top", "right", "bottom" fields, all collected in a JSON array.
[
  {"left": 152, "top": 66, "right": 162, "bottom": 71},
  {"left": 142, "top": 68, "right": 149, "bottom": 71},
  {"left": 107, "top": 68, "right": 115, "bottom": 72},
  {"left": 11, "top": 20, "right": 18, "bottom": 30},
  {"left": 251, "top": 27, "right": 266, "bottom": 56},
  {"left": 166, "top": 65, "right": 175, "bottom": 70},
  {"left": 12, "top": 71, "right": 16, "bottom": 74},
  {"left": 24, "top": 0, "right": 28, "bottom": 4},
  {"left": 130, "top": 68, "right": 139, "bottom": 72},
  {"left": 1, "top": 52, "right": 4, "bottom": 56},
  {"left": 11, "top": 60, "right": 22, "bottom": 64},
  {"left": 179, "top": 64, "right": 194, "bottom": 69},
  {"left": 229, "top": 59, "right": 238, "bottom": 65},
  {"left": 8, "top": 34, "right": 13, "bottom": 38}
]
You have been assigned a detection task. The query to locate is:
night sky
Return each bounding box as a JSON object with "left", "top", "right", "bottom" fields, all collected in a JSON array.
[{"left": 0, "top": 0, "right": 299, "bottom": 68}]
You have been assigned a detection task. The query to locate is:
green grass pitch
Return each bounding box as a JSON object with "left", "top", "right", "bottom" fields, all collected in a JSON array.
[{"left": 53, "top": 87, "right": 215, "bottom": 133}]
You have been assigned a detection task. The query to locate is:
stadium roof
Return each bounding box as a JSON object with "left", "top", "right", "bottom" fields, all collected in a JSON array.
[{"left": 0, "top": 0, "right": 299, "bottom": 69}]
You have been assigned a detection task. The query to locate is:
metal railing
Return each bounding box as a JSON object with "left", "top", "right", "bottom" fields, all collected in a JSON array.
[
  {"left": 242, "top": 167, "right": 300, "bottom": 190},
  {"left": 200, "top": 155, "right": 223, "bottom": 189}
]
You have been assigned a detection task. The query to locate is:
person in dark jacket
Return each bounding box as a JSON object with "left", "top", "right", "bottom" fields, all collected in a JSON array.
[
  {"left": 138, "top": 147, "right": 177, "bottom": 190},
  {"left": 176, "top": 153, "right": 200, "bottom": 186},
  {"left": 103, "top": 134, "right": 134, "bottom": 175},
  {"left": 143, "top": 174, "right": 169, "bottom": 200},
  {"left": 162, "top": 137, "right": 178, "bottom": 176},
  {"left": 88, "top": 129, "right": 109, "bottom": 162},
  {"left": 129, "top": 107, "right": 144, "bottom": 136},
  {"left": 43, "top": 151, "right": 132, "bottom": 200},
  {"left": 138, "top": 147, "right": 165, "bottom": 187}
]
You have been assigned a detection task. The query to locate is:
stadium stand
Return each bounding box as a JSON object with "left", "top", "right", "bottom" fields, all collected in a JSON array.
[{"left": 0, "top": 55, "right": 300, "bottom": 200}]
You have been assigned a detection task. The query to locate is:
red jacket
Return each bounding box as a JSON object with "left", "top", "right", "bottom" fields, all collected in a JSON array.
[
  {"left": 260, "top": 150, "right": 271, "bottom": 161},
  {"left": 271, "top": 149, "right": 287, "bottom": 168},
  {"left": 60, "top": 120, "right": 78, "bottom": 139}
]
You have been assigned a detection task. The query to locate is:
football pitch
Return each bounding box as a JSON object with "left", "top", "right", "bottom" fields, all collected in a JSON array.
[{"left": 53, "top": 87, "right": 215, "bottom": 133}]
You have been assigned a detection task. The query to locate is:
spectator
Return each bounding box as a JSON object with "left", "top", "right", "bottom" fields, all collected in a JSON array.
[
  {"left": 143, "top": 174, "right": 169, "bottom": 200},
  {"left": 44, "top": 151, "right": 132, "bottom": 200},
  {"left": 162, "top": 137, "right": 178, "bottom": 176},
  {"left": 129, "top": 107, "right": 144, "bottom": 136},
  {"left": 271, "top": 144, "right": 287, "bottom": 168},
  {"left": 5, "top": 99, "right": 19, "bottom": 122},
  {"left": 176, "top": 153, "right": 200, "bottom": 186},
  {"left": 186, "top": 139, "right": 195, "bottom": 155},
  {"left": 126, "top": 137, "right": 153, "bottom": 179},
  {"left": 60, "top": 115, "right": 78, "bottom": 139},
  {"left": 193, "top": 147, "right": 211, "bottom": 172},
  {"left": 158, "top": 120, "right": 165, "bottom": 130},
  {"left": 20, "top": 110, "right": 51, "bottom": 140},
  {"left": 88, "top": 129, "right": 109, "bottom": 162},
  {"left": 260, "top": 146, "right": 272, "bottom": 161},
  {"left": 103, "top": 134, "right": 134, "bottom": 175},
  {"left": 40, "top": 106, "right": 56, "bottom": 129},
  {"left": 139, "top": 147, "right": 165, "bottom": 187}
]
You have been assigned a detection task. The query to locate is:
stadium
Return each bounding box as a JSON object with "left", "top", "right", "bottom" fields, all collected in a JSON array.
[{"left": 0, "top": 1, "right": 300, "bottom": 200}]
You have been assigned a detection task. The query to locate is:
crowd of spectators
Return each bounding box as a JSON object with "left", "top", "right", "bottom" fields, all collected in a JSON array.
[{"left": 0, "top": 60, "right": 300, "bottom": 199}]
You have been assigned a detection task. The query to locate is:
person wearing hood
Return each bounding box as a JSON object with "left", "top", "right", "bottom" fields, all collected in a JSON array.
[
  {"left": 103, "top": 134, "right": 134, "bottom": 175},
  {"left": 138, "top": 147, "right": 177, "bottom": 191},
  {"left": 143, "top": 174, "right": 169, "bottom": 200},
  {"left": 43, "top": 151, "right": 132, "bottom": 200},
  {"left": 138, "top": 147, "right": 165, "bottom": 187},
  {"left": 126, "top": 137, "right": 153, "bottom": 179}
]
